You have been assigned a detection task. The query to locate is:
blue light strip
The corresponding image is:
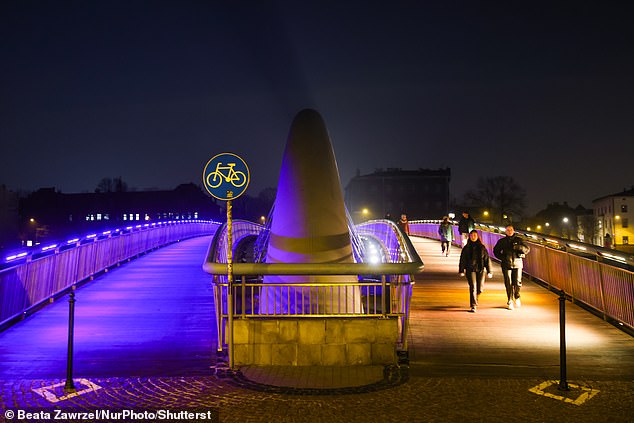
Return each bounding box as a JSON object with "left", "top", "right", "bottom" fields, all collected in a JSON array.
[{"left": 3, "top": 219, "right": 220, "bottom": 263}]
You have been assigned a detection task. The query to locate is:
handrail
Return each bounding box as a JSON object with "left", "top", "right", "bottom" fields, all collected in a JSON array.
[
  {"left": 0, "top": 220, "right": 220, "bottom": 329},
  {"left": 205, "top": 218, "right": 422, "bottom": 355},
  {"left": 214, "top": 278, "right": 413, "bottom": 317},
  {"left": 409, "top": 220, "right": 634, "bottom": 334},
  {"left": 204, "top": 262, "right": 423, "bottom": 275},
  {"left": 411, "top": 219, "right": 634, "bottom": 268},
  {"left": 203, "top": 218, "right": 424, "bottom": 275}
]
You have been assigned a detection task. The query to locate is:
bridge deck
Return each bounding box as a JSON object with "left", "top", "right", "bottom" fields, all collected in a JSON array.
[
  {"left": 407, "top": 236, "right": 634, "bottom": 380},
  {"left": 1, "top": 234, "right": 633, "bottom": 382},
  {"left": 0, "top": 236, "right": 216, "bottom": 378},
  {"left": 1, "top": 234, "right": 634, "bottom": 420}
]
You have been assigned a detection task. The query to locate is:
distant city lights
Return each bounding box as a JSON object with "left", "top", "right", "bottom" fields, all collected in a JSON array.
[{"left": 3, "top": 219, "right": 218, "bottom": 265}]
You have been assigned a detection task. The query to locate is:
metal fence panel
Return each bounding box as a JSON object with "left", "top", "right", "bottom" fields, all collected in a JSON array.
[
  {"left": 409, "top": 221, "right": 634, "bottom": 332},
  {"left": 0, "top": 222, "right": 219, "bottom": 327}
]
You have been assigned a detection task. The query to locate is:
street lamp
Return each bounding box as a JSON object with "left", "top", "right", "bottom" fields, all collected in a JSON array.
[
  {"left": 562, "top": 217, "right": 570, "bottom": 239},
  {"left": 27, "top": 218, "right": 37, "bottom": 247}
]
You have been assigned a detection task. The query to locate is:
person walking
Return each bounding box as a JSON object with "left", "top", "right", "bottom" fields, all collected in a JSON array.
[
  {"left": 604, "top": 233, "right": 612, "bottom": 249},
  {"left": 493, "top": 225, "right": 530, "bottom": 310},
  {"left": 459, "top": 230, "right": 493, "bottom": 312},
  {"left": 397, "top": 214, "right": 410, "bottom": 236},
  {"left": 458, "top": 211, "right": 475, "bottom": 246},
  {"left": 438, "top": 216, "right": 454, "bottom": 256}
]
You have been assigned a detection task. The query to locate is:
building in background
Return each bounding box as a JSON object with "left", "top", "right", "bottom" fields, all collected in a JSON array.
[
  {"left": 344, "top": 168, "right": 451, "bottom": 222},
  {"left": 593, "top": 187, "right": 634, "bottom": 251},
  {"left": 0, "top": 185, "right": 20, "bottom": 252},
  {"left": 18, "top": 183, "right": 222, "bottom": 247}
]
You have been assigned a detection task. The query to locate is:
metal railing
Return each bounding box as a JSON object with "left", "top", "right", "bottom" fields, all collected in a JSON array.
[
  {"left": 204, "top": 219, "right": 423, "bottom": 354},
  {"left": 212, "top": 275, "right": 413, "bottom": 317},
  {"left": 0, "top": 220, "right": 220, "bottom": 329},
  {"left": 410, "top": 220, "right": 634, "bottom": 333}
]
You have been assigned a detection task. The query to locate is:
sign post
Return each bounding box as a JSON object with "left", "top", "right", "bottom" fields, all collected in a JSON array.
[{"left": 203, "top": 153, "right": 250, "bottom": 370}]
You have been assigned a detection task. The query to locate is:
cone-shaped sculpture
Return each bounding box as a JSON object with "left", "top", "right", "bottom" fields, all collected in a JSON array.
[{"left": 260, "top": 109, "right": 362, "bottom": 314}]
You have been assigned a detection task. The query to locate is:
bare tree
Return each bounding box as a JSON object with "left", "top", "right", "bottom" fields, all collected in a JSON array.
[
  {"left": 95, "top": 177, "right": 128, "bottom": 193},
  {"left": 463, "top": 176, "right": 526, "bottom": 224}
]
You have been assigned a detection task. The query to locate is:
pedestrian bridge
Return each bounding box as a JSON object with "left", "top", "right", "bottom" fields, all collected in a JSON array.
[{"left": 0, "top": 219, "right": 633, "bottom": 381}]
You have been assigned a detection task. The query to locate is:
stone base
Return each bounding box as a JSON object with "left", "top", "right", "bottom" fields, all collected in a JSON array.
[{"left": 232, "top": 318, "right": 398, "bottom": 366}]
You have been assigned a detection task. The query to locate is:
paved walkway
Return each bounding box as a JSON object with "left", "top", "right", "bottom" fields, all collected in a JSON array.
[{"left": 1, "top": 235, "right": 633, "bottom": 422}]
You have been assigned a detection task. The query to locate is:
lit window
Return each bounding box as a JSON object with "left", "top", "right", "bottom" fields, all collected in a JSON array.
[
  {"left": 623, "top": 236, "right": 629, "bottom": 245},
  {"left": 622, "top": 205, "right": 628, "bottom": 213},
  {"left": 97, "top": 214, "right": 102, "bottom": 220},
  {"left": 145, "top": 214, "right": 150, "bottom": 221},
  {"left": 123, "top": 214, "right": 127, "bottom": 221},
  {"left": 86, "top": 215, "right": 90, "bottom": 221},
  {"left": 135, "top": 214, "right": 140, "bottom": 221},
  {"left": 104, "top": 214, "right": 109, "bottom": 220},
  {"left": 194, "top": 212, "right": 198, "bottom": 219}
]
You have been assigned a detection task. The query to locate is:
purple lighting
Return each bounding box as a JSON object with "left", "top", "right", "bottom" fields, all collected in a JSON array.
[{"left": 2, "top": 219, "right": 219, "bottom": 267}]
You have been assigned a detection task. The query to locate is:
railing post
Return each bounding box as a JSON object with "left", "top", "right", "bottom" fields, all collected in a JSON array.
[
  {"left": 565, "top": 247, "right": 576, "bottom": 303},
  {"left": 597, "top": 261, "right": 608, "bottom": 321},
  {"left": 241, "top": 275, "right": 246, "bottom": 318},
  {"left": 64, "top": 289, "right": 76, "bottom": 393},
  {"left": 558, "top": 290, "right": 568, "bottom": 391},
  {"left": 401, "top": 276, "right": 412, "bottom": 352},
  {"left": 213, "top": 275, "right": 223, "bottom": 353},
  {"left": 226, "top": 200, "right": 234, "bottom": 370},
  {"left": 381, "top": 275, "right": 387, "bottom": 318}
]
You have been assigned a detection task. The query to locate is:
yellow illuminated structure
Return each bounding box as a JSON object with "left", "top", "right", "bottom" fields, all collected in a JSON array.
[{"left": 592, "top": 187, "right": 634, "bottom": 249}]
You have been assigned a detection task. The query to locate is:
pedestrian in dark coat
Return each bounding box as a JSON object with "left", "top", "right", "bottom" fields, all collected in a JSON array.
[
  {"left": 438, "top": 216, "right": 454, "bottom": 256},
  {"left": 458, "top": 211, "right": 475, "bottom": 246},
  {"left": 493, "top": 225, "right": 530, "bottom": 310},
  {"left": 397, "top": 214, "right": 410, "bottom": 236},
  {"left": 459, "top": 230, "right": 492, "bottom": 312}
]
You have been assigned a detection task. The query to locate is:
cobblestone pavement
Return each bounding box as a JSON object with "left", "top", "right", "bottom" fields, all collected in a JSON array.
[{"left": 2, "top": 368, "right": 633, "bottom": 423}]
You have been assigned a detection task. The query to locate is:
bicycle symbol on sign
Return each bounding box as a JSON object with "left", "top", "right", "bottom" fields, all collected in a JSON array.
[{"left": 206, "top": 162, "right": 247, "bottom": 188}]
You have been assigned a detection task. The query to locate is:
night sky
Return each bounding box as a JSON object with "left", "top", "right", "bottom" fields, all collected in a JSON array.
[{"left": 1, "top": 1, "right": 632, "bottom": 214}]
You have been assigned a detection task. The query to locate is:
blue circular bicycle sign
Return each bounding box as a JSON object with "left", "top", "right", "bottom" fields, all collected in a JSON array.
[{"left": 202, "top": 152, "right": 250, "bottom": 200}]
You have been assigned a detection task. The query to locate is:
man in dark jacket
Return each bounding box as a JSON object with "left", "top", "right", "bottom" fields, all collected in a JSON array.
[
  {"left": 493, "top": 225, "right": 530, "bottom": 310},
  {"left": 458, "top": 211, "right": 475, "bottom": 246}
]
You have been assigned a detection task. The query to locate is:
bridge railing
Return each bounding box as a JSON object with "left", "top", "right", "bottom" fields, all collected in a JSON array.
[
  {"left": 410, "top": 220, "right": 634, "bottom": 333},
  {"left": 204, "top": 219, "right": 423, "bottom": 353},
  {"left": 0, "top": 220, "right": 220, "bottom": 329}
]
